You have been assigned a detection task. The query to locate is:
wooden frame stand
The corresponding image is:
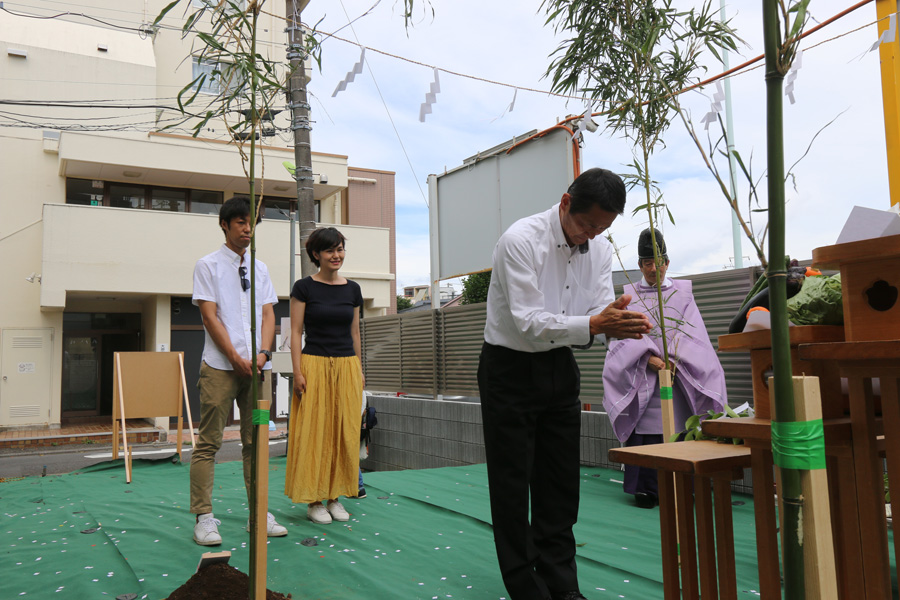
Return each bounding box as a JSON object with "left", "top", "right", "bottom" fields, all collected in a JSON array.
[{"left": 112, "top": 352, "right": 196, "bottom": 483}]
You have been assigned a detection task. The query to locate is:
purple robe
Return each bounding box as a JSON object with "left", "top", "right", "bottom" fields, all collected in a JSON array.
[{"left": 602, "top": 279, "right": 727, "bottom": 443}]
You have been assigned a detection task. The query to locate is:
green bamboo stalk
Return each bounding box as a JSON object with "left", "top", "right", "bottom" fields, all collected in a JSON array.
[
  {"left": 247, "top": 3, "right": 261, "bottom": 597},
  {"left": 762, "top": 1, "right": 804, "bottom": 597},
  {"left": 642, "top": 145, "right": 670, "bottom": 365}
]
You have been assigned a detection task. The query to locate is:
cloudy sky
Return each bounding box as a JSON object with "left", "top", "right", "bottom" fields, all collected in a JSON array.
[{"left": 299, "top": 0, "right": 893, "bottom": 290}]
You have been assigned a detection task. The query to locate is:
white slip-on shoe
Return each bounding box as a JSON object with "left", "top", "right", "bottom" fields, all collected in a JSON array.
[
  {"left": 307, "top": 502, "right": 332, "bottom": 524},
  {"left": 193, "top": 513, "right": 222, "bottom": 546},
  {"left": 326, "top": 500, "right": 350, "bottom": 522},
  {"left": 246, "top": 512, "right": 288, "bottom": 537}
]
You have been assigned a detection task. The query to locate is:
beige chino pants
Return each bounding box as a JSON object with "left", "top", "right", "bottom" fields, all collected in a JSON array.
[{"left": 189, "top": 361, "right": 272, "bottom": 515}]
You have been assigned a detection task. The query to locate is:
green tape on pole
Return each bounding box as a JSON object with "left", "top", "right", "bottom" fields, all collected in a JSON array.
[
  {"left": 660, "top": 386, "right": 673, "bottom": 400},
  {"left": 252, "top": 409, "right": 270, "bottom": 425},
  {"left": 771, "top": 419, "right": 826, "bottom": 470}
]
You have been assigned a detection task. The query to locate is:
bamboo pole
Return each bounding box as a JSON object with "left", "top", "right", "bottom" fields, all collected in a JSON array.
[
  {"left": 247, "top": 5, "right": 263, "bottom": 597},
  {"left": 252, "top": 399, "right": 270, "bottom": 600},
  {"left": 762, "top": 1, "right": 805, "bottom": 596}
]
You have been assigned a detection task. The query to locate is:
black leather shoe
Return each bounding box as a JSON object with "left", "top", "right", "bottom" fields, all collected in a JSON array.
[
  {"left": 634, "top": 492, "right": 658, "bottom": 509},
  {"left": 551, "top": 592, "right": 587, "bottom": 600}
]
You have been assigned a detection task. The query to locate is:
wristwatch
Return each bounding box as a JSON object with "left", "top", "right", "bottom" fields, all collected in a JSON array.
[{"left": 259, "top": 349, "right": 272, "bottom": 361}]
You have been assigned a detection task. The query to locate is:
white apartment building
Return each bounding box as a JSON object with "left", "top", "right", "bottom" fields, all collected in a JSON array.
[{"left": 0, "top": 1, "right": 396, "bottom": 428}]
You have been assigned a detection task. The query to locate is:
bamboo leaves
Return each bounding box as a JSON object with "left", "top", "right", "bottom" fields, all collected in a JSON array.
[
  {"left": 154, "top": 0, "right": 320, "bottom": 144},
  {"left": 542, "top": 0, "right": 737, "bottom": 365}
]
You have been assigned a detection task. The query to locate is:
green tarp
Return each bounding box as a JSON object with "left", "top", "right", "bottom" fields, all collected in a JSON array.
[{"left": 0, "top": 456, "right": 793, "bottom": 599}]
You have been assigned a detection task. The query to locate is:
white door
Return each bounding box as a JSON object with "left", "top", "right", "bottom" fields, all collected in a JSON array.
[{"left": 0, "top": 329, "right": 53, "bottom": 426}]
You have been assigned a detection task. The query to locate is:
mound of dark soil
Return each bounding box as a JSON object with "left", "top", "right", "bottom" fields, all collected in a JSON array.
[{"left": 166, "top": 563, "right": 291, "bottom": 600}]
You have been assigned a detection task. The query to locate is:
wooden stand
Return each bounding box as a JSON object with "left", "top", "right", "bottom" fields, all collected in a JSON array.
[
  {"left": 112, "top": 352, "right": 197, "bottom": 483},
  {"left": 812, "top": 234, "right": 900, "bottom": 342},
  {"left": 718, "top": 326, "right": 844, "bottom": 419},
  {"left": 609, "top": 440, "right": 751, "bottom": 600},
  {"left": 799, "top": 341, "right": 900, "bottom": 598}
]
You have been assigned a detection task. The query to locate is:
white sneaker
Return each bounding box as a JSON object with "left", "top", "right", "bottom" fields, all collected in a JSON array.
[
  {"left": 246, "top": 512, "right": 288, "bottom": 537},
  {"left": 326, "top": 500, "right": 350, "bottom": 522},
  {"left": 193, "top": 513, "right": 222, "bottom": 546},
  {"left": 307, "top": 502, "right": 332, "bottom": 524}
]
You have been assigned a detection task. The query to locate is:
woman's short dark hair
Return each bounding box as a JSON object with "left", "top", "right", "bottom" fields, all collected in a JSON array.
[
  {"left": 305, "top": 227, "right": 347, "bottom": 267},
  {"left": 566, "top": 168, "right": 626, "bottom": 215}
]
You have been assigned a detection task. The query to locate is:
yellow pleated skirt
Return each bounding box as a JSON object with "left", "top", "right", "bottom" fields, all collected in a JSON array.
[{"left": 284, "top": 354, "right": 362, "bottom": 504}]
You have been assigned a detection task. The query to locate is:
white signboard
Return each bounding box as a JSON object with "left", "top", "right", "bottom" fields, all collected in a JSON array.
[
  {"left": 429, "top": 128, "right": 577, "bottom": 283},
  {"left": 17, "top": 362, "right": 36, "bottom": 374}
]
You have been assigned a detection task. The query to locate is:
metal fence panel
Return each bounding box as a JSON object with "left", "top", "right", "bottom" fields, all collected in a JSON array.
[
  {"left": 440, "top": 303, "right": 487, "bottom": 396},
  {"left": 361, "top": 314, "right": 401, "bottom": 391},
  {"left": 399, "top": 311, "right": 438, "bottom": 394}
]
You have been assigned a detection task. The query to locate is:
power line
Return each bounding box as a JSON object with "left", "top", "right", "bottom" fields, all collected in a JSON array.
[
  {"left": 337, "top": 0, "right": 428, "bottom": 207},
  {"left": 3, "top": 1, "right": 882, "bottom": 110},
  {"left": 0, "top": 0, "right": 884, "bottom": 137},
  {"left": 0, "top": 5, "right": 148, "bottom": 32},
  {"left": 0, "top": 3, "right": 289, "bottom": 45}
]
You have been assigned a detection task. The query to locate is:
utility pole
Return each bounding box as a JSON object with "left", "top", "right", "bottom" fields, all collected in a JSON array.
[{"left": 286, "top": 0, "right": 316, "bottom": 280}]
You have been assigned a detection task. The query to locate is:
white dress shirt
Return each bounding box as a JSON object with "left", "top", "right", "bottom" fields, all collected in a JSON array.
[
  {"left": 484, "top": 203, "right": 615, "bottom": 353},
  {"left": 192, "top": 244, "right": 278, "bottom": 371}
]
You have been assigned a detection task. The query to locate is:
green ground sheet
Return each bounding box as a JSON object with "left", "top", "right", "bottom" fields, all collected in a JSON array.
[{"left": 2, "top": 456, "right": 890, "bottom": 599}]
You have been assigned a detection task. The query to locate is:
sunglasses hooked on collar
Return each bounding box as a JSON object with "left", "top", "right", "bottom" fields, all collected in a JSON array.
[{"left": 239, "top": 266, "right": 250, "bottom": 291}]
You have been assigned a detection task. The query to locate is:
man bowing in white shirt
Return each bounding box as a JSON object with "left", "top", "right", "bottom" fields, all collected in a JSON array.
[{"left": 478, "top": 168, "right": 652, "bottom": 600}]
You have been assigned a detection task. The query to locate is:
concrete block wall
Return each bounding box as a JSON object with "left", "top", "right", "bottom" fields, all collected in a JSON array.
[
  {"left": 361, "top": 395, "right": 627, "bottom": 472},
  {"left": 362, "top": 395, "right": 486, "bottom": 472},
  {"left": 363, "top": 394, "right": 754, "bottom": 496}
]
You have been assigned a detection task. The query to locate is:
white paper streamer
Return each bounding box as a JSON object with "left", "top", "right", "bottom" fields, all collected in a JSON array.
[
  {"left": 332, "top": 48, "right": 366, "bottom": 97},
  {"left": 572, "top": 105, "right": 592, "bottom": 141},
  {"left": 701, "top": 80, "right": 725, "bottom": 130},
  {"left": 870, "top": 12, "right": 898, "bottom": 52},
  {"left": 418, "top": 68, "right": 441, "bottom": 122},
  {"left": 784, "top": 48, "right": 803, "bottom": 105},
  {"left": 490, "top": 88, "right": 518, "bottom": 123}
]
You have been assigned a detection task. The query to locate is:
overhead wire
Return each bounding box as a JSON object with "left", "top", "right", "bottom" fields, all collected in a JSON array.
[
  {"left": 0, "top": 1, "right": 884, "bottom": 137},
  {"left": 337, "top": 0, "right": 428, "bottom": 207},
  {"left": 2, "top": 1, "right": 882, "bottom": 113}
]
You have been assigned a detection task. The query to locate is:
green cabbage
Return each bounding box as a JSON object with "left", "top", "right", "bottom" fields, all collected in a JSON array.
[{"left": 786, "top": 274, "right": 843, "bottom": 326}]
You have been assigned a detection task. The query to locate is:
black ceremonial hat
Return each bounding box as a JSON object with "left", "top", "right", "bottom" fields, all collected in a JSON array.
[{"left": 638, "top": 228, "right": 667, "bottom": 260}]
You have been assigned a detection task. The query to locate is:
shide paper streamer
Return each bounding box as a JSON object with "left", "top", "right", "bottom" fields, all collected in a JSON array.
[
  {"left": 332, "top": 48, "right": 366, "bottom": 97},
  {"left": 419, "top": 68, "right": 441, "bottom": 122}
]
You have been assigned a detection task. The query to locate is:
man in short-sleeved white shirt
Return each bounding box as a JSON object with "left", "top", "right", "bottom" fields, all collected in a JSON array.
[
  {"left": 189, "top": 196, "right": 286, "bottom": 546},
  {"left": 478, "top": 168, "right": 652, "bottom": 600}
]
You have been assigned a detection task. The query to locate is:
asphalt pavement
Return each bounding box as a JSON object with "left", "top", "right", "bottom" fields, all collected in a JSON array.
[{"left": 0, "top": 436, "right": 288, "bottom": 479}]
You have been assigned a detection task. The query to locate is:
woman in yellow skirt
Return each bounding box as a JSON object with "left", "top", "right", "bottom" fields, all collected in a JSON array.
[{"left": 284, "top": 227, "right": 364, "bottom": 524}]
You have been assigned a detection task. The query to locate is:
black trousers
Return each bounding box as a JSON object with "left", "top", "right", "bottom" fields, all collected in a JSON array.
[{"left": 478, "top": 342, "right": 582, "bottom": 600}]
